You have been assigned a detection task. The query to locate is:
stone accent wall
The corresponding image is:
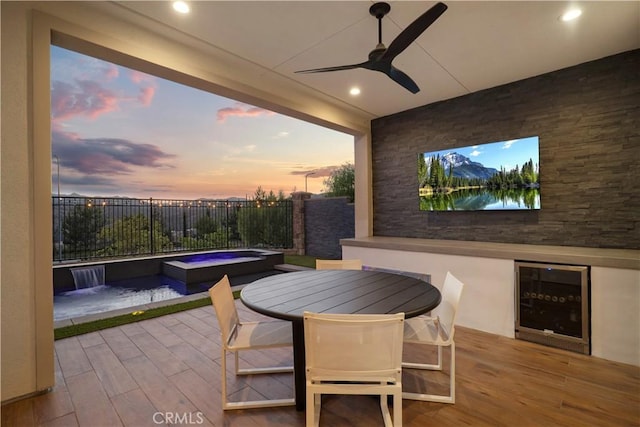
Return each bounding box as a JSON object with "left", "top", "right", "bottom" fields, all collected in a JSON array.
[
  {"left": 371, "top": 50, "right": 640, "bottom": 249},
  {"left": 305, "top": 197, "right": 355, "bottom": 259}
]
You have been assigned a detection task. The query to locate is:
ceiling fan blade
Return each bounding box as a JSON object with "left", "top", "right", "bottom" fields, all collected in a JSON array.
[
  {"left": 295, "top": 63, "right": 367, "bottom": 74},
  {"left": 388, "top": 66, "right": 420, "bottom": 94},
  {"left": 295, "top": 2, "right": 443, "bottom": 95},
  {"left": 382, "top": 2, "right": 447, "bottom": 62}
]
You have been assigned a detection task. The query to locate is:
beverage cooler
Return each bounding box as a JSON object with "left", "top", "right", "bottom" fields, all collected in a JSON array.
[{"left": 515, "top": 261, "right": 590, "bottom": 354}]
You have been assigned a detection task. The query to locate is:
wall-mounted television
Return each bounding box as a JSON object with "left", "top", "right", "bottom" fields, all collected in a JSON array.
[{"left": 418, "top": 136, "right": 540, "bottom": 211}]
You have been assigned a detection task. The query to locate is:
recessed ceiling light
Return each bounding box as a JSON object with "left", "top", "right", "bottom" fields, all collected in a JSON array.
[
  {"left": 173, "top": 1, "right": 190, "bottom": 14},
  {"left": 349, "top": 87, "right": 361, "bottom": 96},
  {"left": 560, "top": 8, "right": 582, "bottom": 22}
]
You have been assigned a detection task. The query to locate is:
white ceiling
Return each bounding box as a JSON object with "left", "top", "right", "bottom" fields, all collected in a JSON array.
[{"left": 108, "top": 1, "right": 638, "bottom": 118}]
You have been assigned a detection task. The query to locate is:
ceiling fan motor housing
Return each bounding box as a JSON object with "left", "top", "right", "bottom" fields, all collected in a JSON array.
[{"left": 370, "top": 2, "right": 391, "bottom": 19}]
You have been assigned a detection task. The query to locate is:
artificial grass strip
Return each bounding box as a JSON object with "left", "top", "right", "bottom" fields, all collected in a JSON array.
[
  {"left": 284, "top": 254, "right": 317, "bottom": 269},
  {"left": 54, "top": 290, "right": 242, "bottom": 340}
]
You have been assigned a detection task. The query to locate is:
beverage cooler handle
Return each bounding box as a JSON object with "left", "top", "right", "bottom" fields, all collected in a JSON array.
[{"left": 514, "top": 267, "right": 520, "bottom": 329}]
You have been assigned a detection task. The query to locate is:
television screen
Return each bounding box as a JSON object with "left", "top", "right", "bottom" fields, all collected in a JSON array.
[{"left": 418, "top": 136, "right": 540, "bottom": 211}]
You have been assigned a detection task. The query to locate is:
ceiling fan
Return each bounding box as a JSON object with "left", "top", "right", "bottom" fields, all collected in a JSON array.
[{"left": 295, "top": 2, "right": 448, "bottom": 94}]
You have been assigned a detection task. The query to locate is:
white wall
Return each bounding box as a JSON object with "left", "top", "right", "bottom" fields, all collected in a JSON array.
[
  {"left": 591, "top": 267, "right": 640, "bottom": 366},
  {"left": 343, "top": 246, "right": 640, "bottom": 366}
]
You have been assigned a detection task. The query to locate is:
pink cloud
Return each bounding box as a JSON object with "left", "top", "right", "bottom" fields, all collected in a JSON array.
[
  {"left": 104, "top": 64, "right": 119, "bottom": 81},
  {"left": 70, "top": 59, "right": 118, "bottom": 82},
  {"left": 130, "top": 70, "right": 155, "bottom": 84},
  {"left": 130, "top": 70, "right": 157, "bottom": 106},
  {"left": 51, "top": 72, "right": 157, "bottom": 121},
  {"left": 138, "top": 86, "right": 156, "bottom": 106},
  {"left": 217, "top": 104, "right": 276, "bottom": 123},
  {"left": 51, "top": 80, "right": 120, "bottom": 121}
]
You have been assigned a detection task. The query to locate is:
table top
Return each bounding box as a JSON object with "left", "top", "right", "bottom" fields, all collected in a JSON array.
[{"left": 240, "top": 269, "right": 441, "bottom": 321}]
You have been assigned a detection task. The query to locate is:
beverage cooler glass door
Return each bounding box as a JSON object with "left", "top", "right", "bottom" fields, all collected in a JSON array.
[{"left": 515, "top": 261, "right": 590, "bottom": 354}]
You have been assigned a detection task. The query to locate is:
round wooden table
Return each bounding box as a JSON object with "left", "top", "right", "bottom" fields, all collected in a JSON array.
[{"left": 240, "top": 269, "right": 442, "bottom": 410}]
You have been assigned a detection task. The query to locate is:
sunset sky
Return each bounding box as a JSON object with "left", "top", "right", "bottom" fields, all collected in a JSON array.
[{"left": 50, "top": 45, "right": 354, "bottom": 200}]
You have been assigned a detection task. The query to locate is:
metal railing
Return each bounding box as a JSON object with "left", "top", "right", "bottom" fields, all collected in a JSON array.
[{"left": 52, "top": 196, "right": 293, "bottom": 263}]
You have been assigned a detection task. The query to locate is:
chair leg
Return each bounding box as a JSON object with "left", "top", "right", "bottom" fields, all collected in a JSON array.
[
  {"left": 393, "top": 391, "right": 403, "bottom": 427},
  {"left": 402, "top": 344, "right": 442, "bottom": 370},
  {"left": 234, "top": 351, "right": 240, "bottom": 375},
  {"left": 449, "top": 341, "right": 455, "bottom": 404},
  {"left": 379, "top": 395, "right": 393, "bottom": 427},
  {"left": 222, "top": 349, "right": 295, "bottom": 410},
  {"left": 379, "top": 391, "right": 402, "bottom": 427},
  {"left": 308, "top": 387, "right": 401, "bottom": 426},
  {"left": 234, "top": 349, "right": 294, "bottom": 375},
  {"left": 221, "top": 348, "right": 229, "bottom": 409},
  {"left": 402, "top": 343, "right": 455, "bottom": 404},
  {"left": 306, "top": 389, "right": 320, "bottom": 427},
  {"left": 314, "top": 393, "right": 321, "bottom": 426}
]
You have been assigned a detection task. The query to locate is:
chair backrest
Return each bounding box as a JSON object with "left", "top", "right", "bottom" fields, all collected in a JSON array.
[
  {"left": 209, "top": 275, "right": 240, "bottom": 346},
  {"left": 304, "top": 312, "right": 404, "bottom": 383},
  {"left": 315, "top": 259, "right": 362, "bottom": 270},
  {"left": 432, "top": 272, "right": 465, "bottom": 341}
]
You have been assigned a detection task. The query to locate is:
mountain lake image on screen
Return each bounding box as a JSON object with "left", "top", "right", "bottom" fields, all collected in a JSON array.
[{"left": 418, "top": 136, "right": 540, "bottom": 211}]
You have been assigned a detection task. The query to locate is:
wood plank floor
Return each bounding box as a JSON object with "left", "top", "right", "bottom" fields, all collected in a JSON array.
[{"left": 2, "top": 301, "right": 639, "bottom": 426}]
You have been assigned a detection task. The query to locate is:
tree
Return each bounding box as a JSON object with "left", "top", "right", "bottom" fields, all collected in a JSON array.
[
  {"left": 98, "top": 214, "right": 171, "bottom": 256},
  {"left": 181, "top": 229, "right": 228, "bottom": 250},
  {"left": 323, "top": 162, "right": 355, "bottom": 202},
  {"left": 417, "top": 154, "right": 428, "bottom": 187},
  {"left": 427, "top": 154, "right": 449, "bottom": 190},
  {"left": 237, "top": 187, "right": 292, "bottom": 248},
  {"left": 194, "top": 213, "right": 217, "bottom": 237},
  {"left": 63, "top": 204, "right": 106, "bottom": 258}
]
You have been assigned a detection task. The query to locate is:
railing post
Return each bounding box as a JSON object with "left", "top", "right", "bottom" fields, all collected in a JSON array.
[
  {"left": 182, "top": 208, "right": 187, "bottom": 239},
  {"left": 225, "top": 202, "right": 230, "bottom": 249},
  {"left": 149, "top": 198, "right": 154, "bottom": 255}
]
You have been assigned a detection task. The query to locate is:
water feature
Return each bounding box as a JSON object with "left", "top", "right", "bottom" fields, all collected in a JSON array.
[{"left": 70, "top": 265, "right": 105, "bottom": 289}]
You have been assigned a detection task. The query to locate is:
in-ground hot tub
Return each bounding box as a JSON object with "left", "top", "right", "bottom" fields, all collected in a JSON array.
[{"left": 162, "top": 249, "right": 283, "bottom": 285}]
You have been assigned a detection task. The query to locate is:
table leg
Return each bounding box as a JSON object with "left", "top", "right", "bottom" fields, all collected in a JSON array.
[{"left": 292, "top": 319, "right": 306, "bottom": 411}]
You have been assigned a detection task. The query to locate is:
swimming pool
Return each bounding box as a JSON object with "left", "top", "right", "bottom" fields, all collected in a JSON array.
[
  {"left": 53, "top": 275, "right": 199, "bottom": 321},
  {"left": 53, "top": 249, "right": 284, "bottom": 321},
  {"left": 53, "top": 270, "right": 283, "bottom": 322}
]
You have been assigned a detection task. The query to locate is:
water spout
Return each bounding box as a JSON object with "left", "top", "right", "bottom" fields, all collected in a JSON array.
[{"left": 71, "top": 265, "right": 105, "bottom": 289}]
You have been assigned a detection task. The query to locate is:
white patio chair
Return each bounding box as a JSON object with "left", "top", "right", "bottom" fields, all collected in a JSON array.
[
  {"left": 315, "top": 259, "right": 362, "bottom": 270},
  {"left": 209, "top": 275, "right": 295, "bottom": 410},
  {"left": 304, "top": 311, "right": 405, "bottom": 427},
  {"left": 402, "top": 271, "right": 465, "bottom": 403}
]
